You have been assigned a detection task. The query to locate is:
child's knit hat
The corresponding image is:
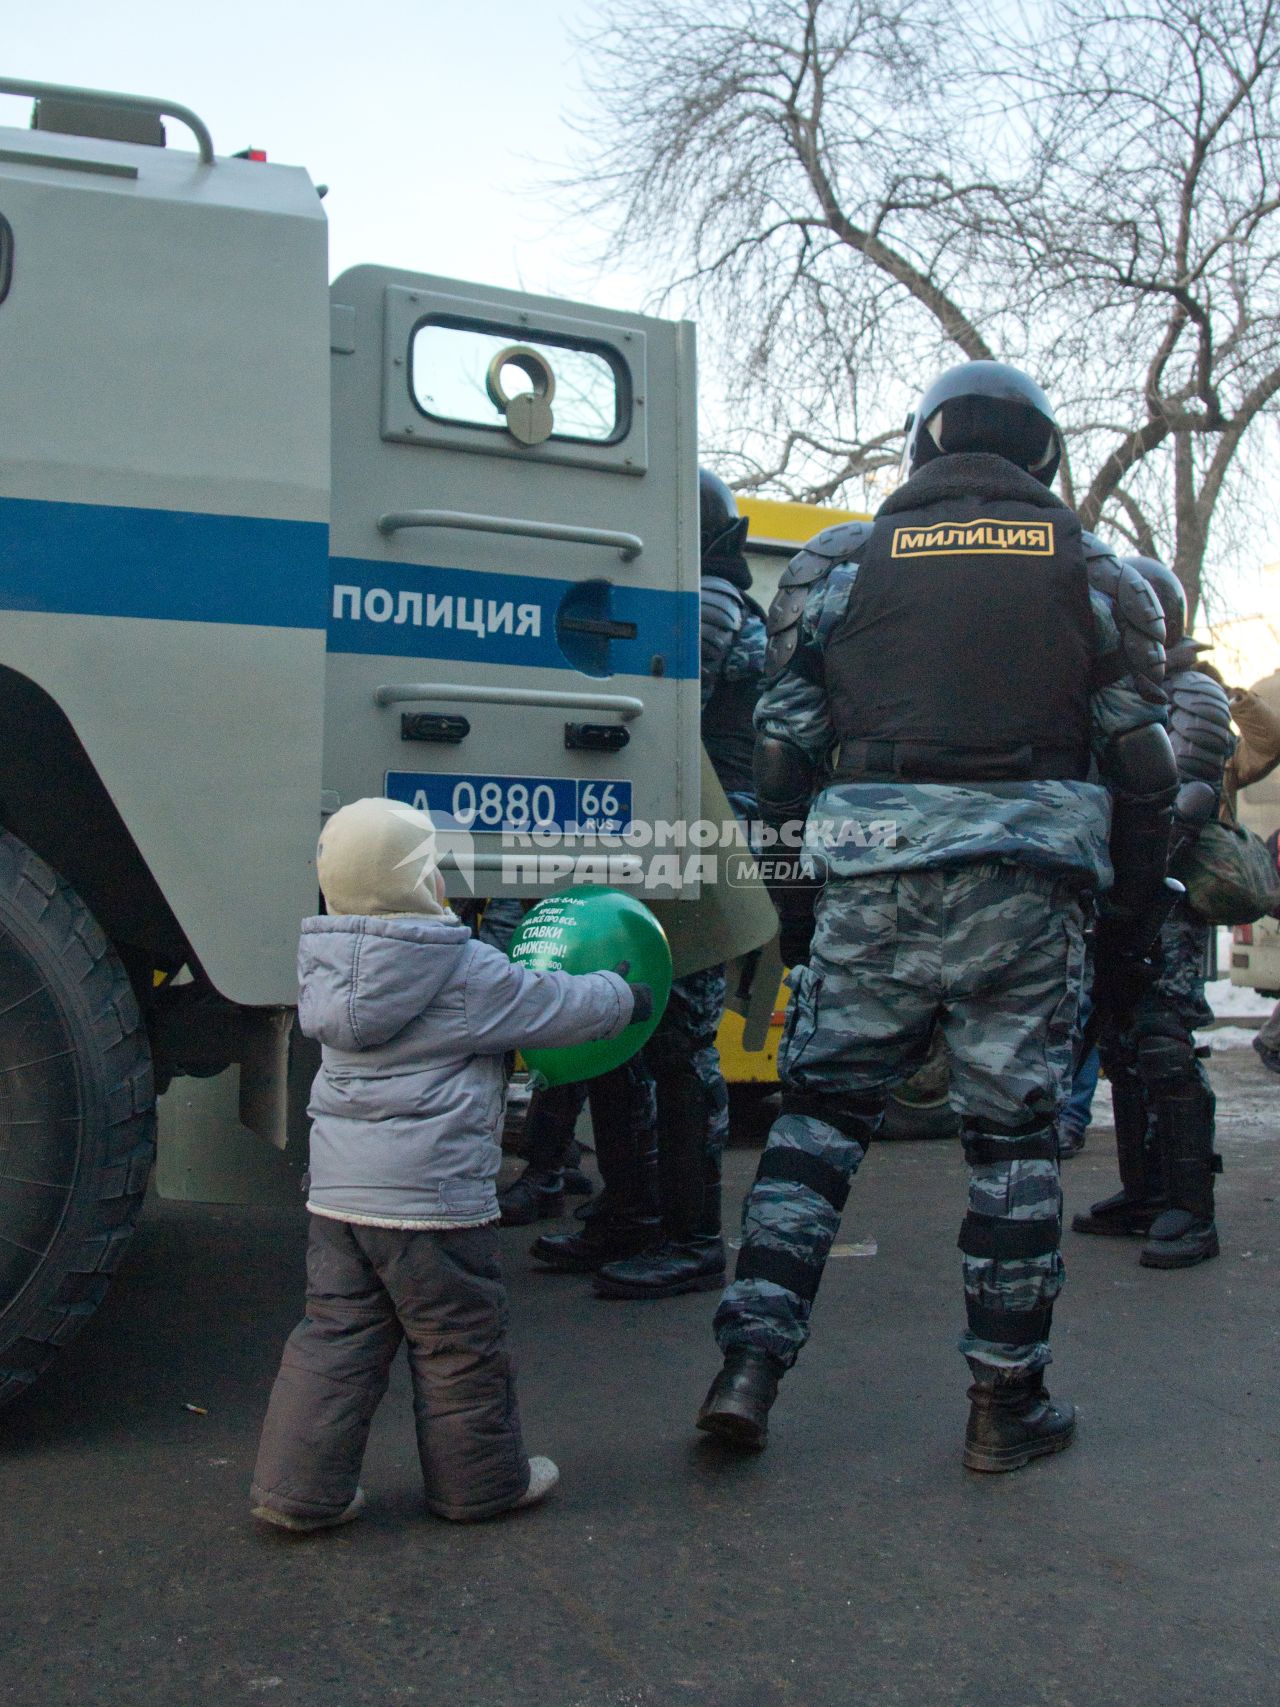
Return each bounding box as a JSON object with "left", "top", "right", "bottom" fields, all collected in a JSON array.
[{"left": 317, "top": 797, "right": 446, "bottom": 917}]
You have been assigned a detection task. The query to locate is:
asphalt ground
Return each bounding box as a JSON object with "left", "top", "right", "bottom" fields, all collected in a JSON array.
[{"left": 2, "top": 1048, "right": 1278, "bottom": 1707}]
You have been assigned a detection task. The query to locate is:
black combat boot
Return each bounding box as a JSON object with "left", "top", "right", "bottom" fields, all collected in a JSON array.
[
  {"left": 530, "top": 1081, "right": 659, "bottom": 1272},
  {"left": 1140, "top": 1070, "right": 1220, "bottom": 1269},
  {"left": 1072, "top": 1060, "right": 1166, "bottom": 1236},
  {"left": 963, "top": 1368, "right": 1076, "bottom": 1473},
  {"left": 529, "top": 1187, "right": 659, "bottom": 1271},
  {"left": 591, "top": 1222, "right": 724, "bottom": 1298},
  {"left": 695, "top": 1348, "right": 784, "bottom": 1450},
  {"left": 497, "top": 1166, "right": 565, "bottom": 1227},
  {"left": 594, "top": 1089, "right": 725, "bottom": 1299}
]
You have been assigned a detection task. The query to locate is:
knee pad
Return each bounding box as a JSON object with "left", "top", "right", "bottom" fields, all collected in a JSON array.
[
  {"left": 1098, "top": 1027, "right": 1137, "bottom": 1080},
  {"left": 1133, "top": 1018, "right": 1196, "bottom": 1090}
]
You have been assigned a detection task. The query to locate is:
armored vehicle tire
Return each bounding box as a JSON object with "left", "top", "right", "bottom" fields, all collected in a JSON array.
[{"left": 0, "top": 829, "right": 155, "bottom": 1408}]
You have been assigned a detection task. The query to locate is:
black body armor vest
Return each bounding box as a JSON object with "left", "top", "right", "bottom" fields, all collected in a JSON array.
[{"left": 825, "top": 489, "right": 1095, "bottom": 784}]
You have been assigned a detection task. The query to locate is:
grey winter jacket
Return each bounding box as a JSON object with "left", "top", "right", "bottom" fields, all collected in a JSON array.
[{"left": 297, "top": 913, "right": 634, "bottom": 1229}]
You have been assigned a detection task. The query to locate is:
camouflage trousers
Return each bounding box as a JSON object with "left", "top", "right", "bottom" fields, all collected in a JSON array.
[
  {"left": 1149, "top": 907, "right": 1214, "bottom": 1032},
  {"left": 715, "top": 864, "right": 1085, "bottom": 1377}
]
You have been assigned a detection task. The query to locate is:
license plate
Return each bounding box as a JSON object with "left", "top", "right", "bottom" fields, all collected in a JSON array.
[{"left": 385, "top": 771, "right": 633, "bottom": 835}]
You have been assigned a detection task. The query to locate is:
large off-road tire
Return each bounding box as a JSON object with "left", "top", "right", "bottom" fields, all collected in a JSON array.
[{"left": 0, "top": 829, "right": 155, "bottom": 1408}]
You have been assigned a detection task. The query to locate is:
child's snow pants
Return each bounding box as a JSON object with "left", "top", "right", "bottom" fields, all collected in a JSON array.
[{"left": 252, "top": 1216, "right": 529, "bottom": 1522}]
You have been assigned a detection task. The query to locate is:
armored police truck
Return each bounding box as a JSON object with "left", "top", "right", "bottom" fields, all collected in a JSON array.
[{"left": 0, "top": 79, "right": 748, "bottom": 1406}]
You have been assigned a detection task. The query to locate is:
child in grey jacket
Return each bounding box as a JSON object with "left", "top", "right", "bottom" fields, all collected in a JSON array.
[{"left": 251, "top": 797, "right": 647, "bottom": 1531}]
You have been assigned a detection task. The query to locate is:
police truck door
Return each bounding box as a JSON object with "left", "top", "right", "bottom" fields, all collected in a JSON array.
[{"left": 325, "top": 268, "right": 700, "bottom": 900}]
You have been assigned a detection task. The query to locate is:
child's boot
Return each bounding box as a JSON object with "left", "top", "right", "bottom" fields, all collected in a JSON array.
[{"left": 512, "top": 1456, "right": 559, "bottom": 1509}]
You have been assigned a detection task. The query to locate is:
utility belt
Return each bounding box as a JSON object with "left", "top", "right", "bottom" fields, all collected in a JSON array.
[{"left": 833, "top": 738, "right": 1087, "bottom": 785}]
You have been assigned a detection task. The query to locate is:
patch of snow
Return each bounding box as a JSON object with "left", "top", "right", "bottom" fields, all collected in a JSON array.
[
  {"left": 1202, "top": 1025, "right": 1264, "bottom": 1051},
  {"left": 1206, "top": 978, "right": 1271, "bottom": 1019}
]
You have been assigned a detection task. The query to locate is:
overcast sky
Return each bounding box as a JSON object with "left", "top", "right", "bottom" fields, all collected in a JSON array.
[
  {"left": 1, "top": 0, "right": 644, "bottom": 301},
  {"left": 3, "top": 2, "right": 1275, "bottom": 629}
]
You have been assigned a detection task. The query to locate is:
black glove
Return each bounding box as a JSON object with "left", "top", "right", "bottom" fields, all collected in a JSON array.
[
  {"left": 612, "top": 961, "right": 653, "bottom": 1024},
  {"left": 1092, "top": 914, "right": 1163, "bottom": 1016},
  {"left": 773, "top": 880, "right": 820, "bottom": 968},
  {"left": 1169, "top": 779, "right": 1218, "bottom": 867}
]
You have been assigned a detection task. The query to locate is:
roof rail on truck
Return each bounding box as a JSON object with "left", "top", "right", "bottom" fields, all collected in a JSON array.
[{"left": 0, "top": 76, "right": 215, "bottom": 162}]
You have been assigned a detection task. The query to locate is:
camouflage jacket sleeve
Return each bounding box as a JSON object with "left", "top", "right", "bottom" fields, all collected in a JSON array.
[
  {"left": 753, "top": 559, "right": 860, "bottom": 766},
  {"left": 722, "top": 604, "right": 767, "bottom": 691}
]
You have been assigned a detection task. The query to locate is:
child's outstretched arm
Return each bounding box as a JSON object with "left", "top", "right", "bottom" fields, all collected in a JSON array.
[{"left": 462, "top": 949, "right": 638, "bottom": 1057}]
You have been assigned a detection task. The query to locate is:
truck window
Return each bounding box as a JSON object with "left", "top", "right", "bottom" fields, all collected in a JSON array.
[{"left": 410, "top": 318, "right": 626, "bottom": 443}]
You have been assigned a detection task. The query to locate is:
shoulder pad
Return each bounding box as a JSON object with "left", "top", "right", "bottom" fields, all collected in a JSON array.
[
  {"left": 764, "top": 522, "right": 872, "bottom": 681},
  {"left": 806, "top": 518, "right": 874, "bottom": 562},
  {"left": 1086, "top": 544, "right": 1166, "bottom": 698}
]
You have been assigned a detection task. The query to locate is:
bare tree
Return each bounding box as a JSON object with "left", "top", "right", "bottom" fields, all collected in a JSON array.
[{"left": 565, "top": 0, "right": 1280, "bottom": 617}]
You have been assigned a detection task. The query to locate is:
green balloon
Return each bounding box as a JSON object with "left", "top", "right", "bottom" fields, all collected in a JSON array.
[{"left": 508, "top": 886, "right": 672, "bottom": 1087}]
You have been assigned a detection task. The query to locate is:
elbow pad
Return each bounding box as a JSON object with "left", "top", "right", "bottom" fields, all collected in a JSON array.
[
  {"left": 1105, "top": 721, "right": 1178, "bottom": 806},
  {"left": 754, "top": 733, "right": 818, "bottom": 828},
  {"left": 1104, "top": 723, "right": 1177, "bottom": 914},
  {"left": 700, "top": 577, "right": 745, "bottom": 681},
  {"left": 1168, "top": 671, "right": 1234, "bottom": 788}
]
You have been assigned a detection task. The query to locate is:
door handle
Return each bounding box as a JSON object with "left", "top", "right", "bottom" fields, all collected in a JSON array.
[
  {"left": 377, "top": 509, "right": 643, "bottom": 562},
  {"left": 374, "top": 682, "right": 644, "bottom": 720}
]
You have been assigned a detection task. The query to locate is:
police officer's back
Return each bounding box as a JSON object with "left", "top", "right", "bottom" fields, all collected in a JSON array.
[{"left": 696, "top": 362, "right": 1177, "bottom": 1471}]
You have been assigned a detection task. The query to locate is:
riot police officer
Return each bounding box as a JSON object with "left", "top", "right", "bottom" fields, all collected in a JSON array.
[
  {"left": 696, "top": 362, "right": 1177, "bottom": 1471},
  {"left": 530, "top": 471, "right": 767, "bottom": 1298},
  {"left": 1073, "top": 556, "right": 1234, "bottom": 1267}
]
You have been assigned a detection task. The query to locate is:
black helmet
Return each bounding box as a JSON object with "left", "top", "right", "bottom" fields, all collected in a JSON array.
[
  {"left": 905, "top": 361, "right": 1062, "bottom": 486},
  {"left": 699, "top": 467, "right": 751, "bottom": 586},
  {"left": 1125, "top": 554, "right": 1186, "bottom": 649}
]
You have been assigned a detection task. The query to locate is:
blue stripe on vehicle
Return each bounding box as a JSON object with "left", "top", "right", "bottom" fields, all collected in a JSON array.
[
  {"left": 0, "top": 495, "right": 329, "bottom": 629},
  {"left": 0, "top": 496, "right": 699, "bottom": 680},
  {"left": 327, "top": 556, "right": 700, "bottom": 680}
]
